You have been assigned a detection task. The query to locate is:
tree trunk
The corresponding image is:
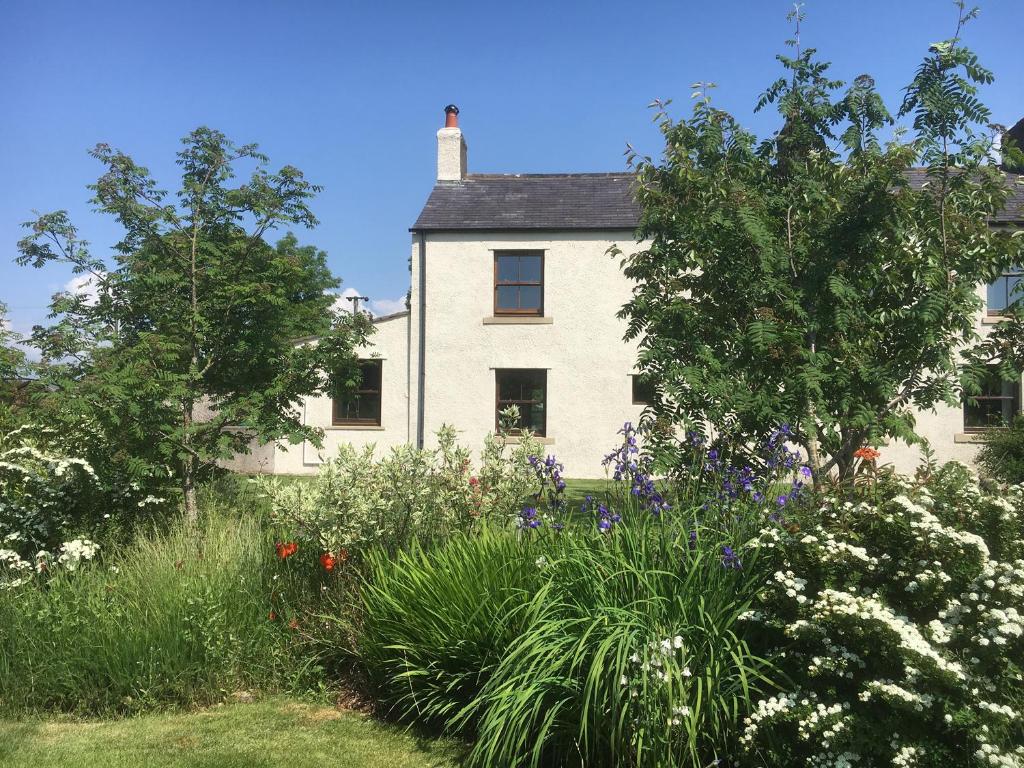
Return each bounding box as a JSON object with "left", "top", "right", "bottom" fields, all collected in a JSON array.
[
  {"left": 805, "top": 405, "right": 823, "bottom": 482},
  {"left": 182, "top": 400, "right": 198, "bottom": 523}
]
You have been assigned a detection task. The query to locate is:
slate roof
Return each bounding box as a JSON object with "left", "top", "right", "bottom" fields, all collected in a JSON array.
[
  {"left": 411, "top": 173, "right": 641, "bottom": 231},
  {"left": 905, "top": 168, "right": 1024, "bottom": 223},
  {"left": 411, "top": 169, "right": 1023, "bottom": 231}
]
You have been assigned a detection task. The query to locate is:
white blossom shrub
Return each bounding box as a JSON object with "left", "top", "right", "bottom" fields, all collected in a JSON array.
[
  {"left": 740, "top": 465, "right": 1024, "bottom": 767},
  {"left": 0, "top": 420, "right": 171, "bottom": 556},
  {"left": 0, "top": 424, "right": 101, "bottom": 553},
  {"left": 256, "top": 424, "right": 541, "bottom": 559}
]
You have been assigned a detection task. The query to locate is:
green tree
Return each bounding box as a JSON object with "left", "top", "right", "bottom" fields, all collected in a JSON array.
[
  {"left": 17, "top": 128, "right": 371, "bottom": 519},
  {"left": 617, "top": 4, "right": 1024, "bottom": 479},
  {"left": 0, "top": 302, "right": 31, "bottom": 415}
]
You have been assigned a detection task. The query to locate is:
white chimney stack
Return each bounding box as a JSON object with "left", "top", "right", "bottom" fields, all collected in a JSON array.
[{"left": 437, "top": 104, "right": 467, "bottom": 182}]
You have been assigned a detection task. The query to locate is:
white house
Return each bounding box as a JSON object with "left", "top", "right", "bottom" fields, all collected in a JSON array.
[{"left": 251, "top": 106, "right": 1023, "bottom": 479}]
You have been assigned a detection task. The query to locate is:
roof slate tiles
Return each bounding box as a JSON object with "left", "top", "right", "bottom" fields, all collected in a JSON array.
[
  {"left": 411, "top": 173, "right": 640, "bottom": 231},
  {"left": 411, "top": 169, "right": 1023, "bottom": 231}
]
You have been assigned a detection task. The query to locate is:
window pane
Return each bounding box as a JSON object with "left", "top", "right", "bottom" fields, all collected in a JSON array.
[
  {"left": 519, "top": 255, "right": 542, "bottom": 282},
  {"left": 497, "top": 255, "right": 518, "bottom": 283},
  {"left": 527, "top": 402, "right": 545, "bottom": 433},
  {"left": 357, "top": 395, "right": 381, "bottom": 423},
  {"left": 496, "top": 285, "right": 519, "bottom": 310},
  {"left": 361, "top": 361, "right": 382, "bottom": 391},
  {"left": 496, "top": 370, "right": 546, "bottom": 436},
  {"left": 988, "top": 278, "right": 1008, "bottom": 313},
  {"left": 965, "top": 399, "right": 1014, "bottom": 429},
  {"left": 518, "top": 285, "right": 541, "bottom": 310},
  {"left": 632, "top": 375, "right": 656, "bottom": 405},
  {"left": 964, "top": 366, "right": 1021, "bottom": 430},
  {"left": 1008, "top": 275, "right": 1022, "bottom": 309}
]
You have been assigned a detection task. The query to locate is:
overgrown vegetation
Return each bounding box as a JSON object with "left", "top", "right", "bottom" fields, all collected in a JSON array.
[
  {"left": 0, "top": 505, "right": 314, "bottom": 714},
  {"left": 978, "top": 417, "right": 1024, "bottom": 485}
]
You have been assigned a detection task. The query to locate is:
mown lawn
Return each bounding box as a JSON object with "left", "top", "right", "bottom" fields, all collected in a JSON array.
[{"left": 0, "top": 698, "right": 460, "bottom": 768}]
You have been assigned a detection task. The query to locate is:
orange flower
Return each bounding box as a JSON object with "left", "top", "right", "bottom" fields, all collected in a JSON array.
[
  {"left": 268, "top": 610, "right": 277, "bottom": 621},
  {"left": 274, "top": 541, "right": 298, "bottom": 559},
  {"left": 853, "top": 447, "right": 881, "bottom": 462},
  {"left": 320, "top": 552, "right": 337, "bottom": 572}
]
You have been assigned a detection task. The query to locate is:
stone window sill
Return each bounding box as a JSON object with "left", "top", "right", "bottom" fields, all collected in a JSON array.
[
  {"left": 482, "top": 316, "right": 554, "bottom": 325},
  {"left": 954, "top": 432, "right": 987, "bottom": 444},
  {"left": 982, "top": 316, "right": 1009, "bottom": 325},
  {"left": 327, "top": 425, "right": 386, "bottom": 431},
  {"left": 502, "top": 435, "right": 555, "bottom": 445}
]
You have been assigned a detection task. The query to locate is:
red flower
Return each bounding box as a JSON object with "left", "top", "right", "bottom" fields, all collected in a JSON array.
[
  {"left": 268, "top": 610, "right": 277, "bottom": 621},
  {"left": 853, "top": 447, "right": 881, "bottom": 462},
  {"left": 274, "top": 541, "right": 298, "bottom": 559},
  {"left": 468, "top": 476, "right": 479, "bottom": 486},
  {"left": 320, "top": 552, "right": 337, "bottom": 572}
]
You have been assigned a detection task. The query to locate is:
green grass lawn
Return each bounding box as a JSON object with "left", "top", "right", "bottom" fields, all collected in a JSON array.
[{"left": 0, "top": 698, "right": 460, "bottom": 768}]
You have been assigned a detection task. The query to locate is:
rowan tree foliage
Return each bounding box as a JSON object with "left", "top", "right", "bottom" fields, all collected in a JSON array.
[
  {"left": 0, "top": 302, "right": 31, "bottom": 413},
  {"left": 17, "top": 128, "right": 371, "bottom": 519},
  {"left": 617, "top": 4, "right": 1024, "bottom": 479}
]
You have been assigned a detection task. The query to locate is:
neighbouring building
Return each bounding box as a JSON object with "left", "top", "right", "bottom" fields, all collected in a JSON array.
[{"left": 249, "top": 105, "right": 1023, "bottom": 478}]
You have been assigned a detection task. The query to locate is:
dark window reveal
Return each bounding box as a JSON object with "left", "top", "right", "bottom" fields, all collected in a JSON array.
[
  {"left": 632, "top": 374, "right": 656, "bottom": 405},
  {"left": 495, "top": 369, "right": 547, "bottom": 436},
  {"left": 494, "top": 251, "right": 543, "bottom": 316},
  {"left": 964, "top": 366, "right": 1021, "bottom": 431},
  {"left": 333, "top": 359, "right": 383, "bottom": 426}
]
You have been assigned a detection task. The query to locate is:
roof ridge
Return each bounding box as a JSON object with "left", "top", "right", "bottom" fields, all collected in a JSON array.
[{"left": 465, "top": 172, "right": 635, "bottom": 179}]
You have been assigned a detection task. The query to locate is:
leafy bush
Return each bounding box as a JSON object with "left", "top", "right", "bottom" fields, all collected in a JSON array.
[
  {"left": 355, "top": 423, "right": 796, "bottom": 767},
  {"left": 258, "top": 424, "right": 540, "bottom": 561},
  {"left": 977, "top": 417, "right": 1024, "bottom": 485},
  {"left": 0, "top": 506, "right": 313, "bottom": 714},
  {"left": 739, "top": 466, "right": 1024, "bottom": 767},
  {"left": 0, "top": 420, "right": 174, "bottom": 556}
]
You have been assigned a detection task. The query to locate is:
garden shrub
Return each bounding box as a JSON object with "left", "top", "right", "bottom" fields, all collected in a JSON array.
[
  {"left": 0, "top": 419, "right": 174, "bottom": 556},
  {"left": 258, "top": 423, "right": 541, "bottom": 561},
  {"left": 739, "top": 467, "right": 1024, "bottom": 767},
  {"left": 0, "top": 506, "right": 314, "bottom": 714},
  {"left": 977, "top": 417, "right": 1024, "bottom": 486}
]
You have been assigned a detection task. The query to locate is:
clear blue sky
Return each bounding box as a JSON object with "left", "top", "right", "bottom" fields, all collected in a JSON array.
[{"left": 1, "top": 0, "right": 1020, "bottom": 334}]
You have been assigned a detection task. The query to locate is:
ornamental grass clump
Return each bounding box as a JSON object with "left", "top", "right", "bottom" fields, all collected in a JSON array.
[{"left": 738, "top": 464, "right": 1024, "bottom": 767}]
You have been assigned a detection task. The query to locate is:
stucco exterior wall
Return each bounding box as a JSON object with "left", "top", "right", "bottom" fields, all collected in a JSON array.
[
  {"left": 415, "top": 230, "right": 648, "bottom": 479},
  {"left": 272, "top": 311, "right": 411, "bottom": 474},
  {"left": 880, "top": 289, "right": 1021, "bottom": 473}
]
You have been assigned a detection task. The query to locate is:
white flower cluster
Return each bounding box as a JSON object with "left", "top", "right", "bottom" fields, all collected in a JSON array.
[
  {"left": 0, "top": 547, "right": 32, "bottom": 589},
  {"left": 56, "top": 538, "right": 100, "bottom": 571},
  {"left": 741, "top": 471, "right": 1024, "bottom": 766}
]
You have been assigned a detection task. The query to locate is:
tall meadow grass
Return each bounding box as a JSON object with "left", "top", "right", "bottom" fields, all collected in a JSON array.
[{"left": 0, "top": 505, "right": 313, "bottom": 714}]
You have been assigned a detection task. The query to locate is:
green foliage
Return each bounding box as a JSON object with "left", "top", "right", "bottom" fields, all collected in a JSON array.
[
  {"left": 357, "top": 514, "right": 770, "bottom": 767},
  {"left": 739, "top": 465, "right": 1024, "bottom": 766},
  {"left": 0, "top": 302, "right": 28, "bottom": 385},
  {"left": 617, "top": 5, "right": 1024, "bottom": 479},
  {"left": 977, "top": 417, "right": 1024, "bottom": 485},
  {"left": 0, "top": 506, "right": 313, "bottom": 714},
  {"left": 257, "top": 425, "right": 542, "bottom": 561},
  {"left": 16, "top": 128, "right": 371, "bottom": 518}
]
